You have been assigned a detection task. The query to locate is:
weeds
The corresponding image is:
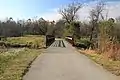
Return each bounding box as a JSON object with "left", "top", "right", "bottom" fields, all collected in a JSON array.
[
  {"left": 79, "top": 49, "right": 120, "bottom": 76},
  {"left": 0, "top": 48, "right": 41, "bottom": 80}
]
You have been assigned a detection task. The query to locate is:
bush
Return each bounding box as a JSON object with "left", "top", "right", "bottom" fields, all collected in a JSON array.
[
  {"left": 75, "top": 38, "right": 93, "bottom": 49},
  {"left": 75, "top": 42, "right": 87, "bottom": 49}
]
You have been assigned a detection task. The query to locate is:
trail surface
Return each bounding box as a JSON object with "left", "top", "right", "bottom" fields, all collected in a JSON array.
[{"left": 23, "top": 40, "right": 119, "bottom": 80}]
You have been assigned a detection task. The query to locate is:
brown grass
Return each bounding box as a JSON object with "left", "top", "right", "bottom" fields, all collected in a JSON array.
[
  {"left": 79, "top": 49, "right": 120, "bottom": 76},
  {"left": 0, "top": 48, "right": 41, "bottom": 80},
  {"left": 0, "top": 35, "right": 45, "bottom": 48},
  {"left": 103, "top": 42, "right": 120, "bottom": 60}
]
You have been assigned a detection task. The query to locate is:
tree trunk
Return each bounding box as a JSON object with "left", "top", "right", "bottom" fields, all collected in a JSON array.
[{"left": 90, "top": 26, "right": 94, "bottom": 41}]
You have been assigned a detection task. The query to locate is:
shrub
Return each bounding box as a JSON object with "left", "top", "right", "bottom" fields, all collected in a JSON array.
[
  {"left": 75, "top": 38, "right": 94, "bottom": 49},
  {"left": 105, "top": 42, "right": 120, "bottom": 60},
  {"left": 75, "top": 42, "right": 87, "bottom": 49}
]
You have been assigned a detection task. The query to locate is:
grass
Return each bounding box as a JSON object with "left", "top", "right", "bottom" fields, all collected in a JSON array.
[
  {"left": 7, "top": 35, "right": 44, "bottom": 46},
  {"left": 0, "top": 48, "right": 41, "bottom": 80},
  {"left": 6, "top": 35, "right": 43, "bottom": 43},
  {"left": 79, "top": 50, "right": 120, "bottom": 76},
  {"left": 1, "top": 35, "right": 45, "bottom": 48}
]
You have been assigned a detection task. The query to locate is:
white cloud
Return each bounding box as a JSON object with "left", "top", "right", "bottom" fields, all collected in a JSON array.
[
  {"left": 106, "top": 2, "right": 120, "bottom": 19},
  {"left": 39, "top": 9, "right": 62, "bottom": 21},
  {"left": 40, "top": 1, "right": 120, "bottom": 21},
  {"left": 0, "top": 9, "right": 31, "bottom": 21},
  {"left": 77, "top": 4, "right": 91, "bottom": 21},
  {"left": 78, "top": 1, "right": 120, "bottom": 21}
]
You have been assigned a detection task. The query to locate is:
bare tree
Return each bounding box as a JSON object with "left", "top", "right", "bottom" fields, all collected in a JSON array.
[
  {"left": 89, "top": 1, "right": 105, "bottom": 41},
  {"left": 54, "top": 19, "right": 65, "bottom": 37},
  {"left": 59, "top": 1, "right": 82, "bottom": 24}
]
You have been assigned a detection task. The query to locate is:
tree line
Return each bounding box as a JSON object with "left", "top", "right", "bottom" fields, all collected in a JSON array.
[{"left": 0, "top": 17, "right": 55, "bottom": 37}]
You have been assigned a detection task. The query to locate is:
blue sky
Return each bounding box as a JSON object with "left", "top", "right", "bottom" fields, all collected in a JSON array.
[
  {"left": 0, "top": 0, "right": 120, "bottom": 21},
  {"left": 0, "top": 0, "right": 71, "bottom": 20}
]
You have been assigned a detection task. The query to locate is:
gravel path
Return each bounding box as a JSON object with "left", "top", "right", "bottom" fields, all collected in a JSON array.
[{"left": 23, "top": 40, "right": 119, "bottom": 80}]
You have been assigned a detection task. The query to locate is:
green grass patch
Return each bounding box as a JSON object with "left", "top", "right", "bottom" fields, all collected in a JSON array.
[{"left": 0, "top": 48, "right": 41, "bottom": 80}]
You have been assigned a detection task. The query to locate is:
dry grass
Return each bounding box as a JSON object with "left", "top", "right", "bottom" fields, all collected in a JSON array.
[
  {"left": 79, "top": 49, "right": 120, "bottom": 76},
  {"left": 105, "top": 43, "right": 120, "bottom": 60},
  {"left": 5, "top": 35, "right": 45, "bottom": 48},
  {"left": 0, "top": 48, "right": 41, "bottom": 80}
]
